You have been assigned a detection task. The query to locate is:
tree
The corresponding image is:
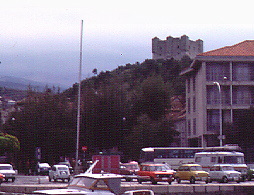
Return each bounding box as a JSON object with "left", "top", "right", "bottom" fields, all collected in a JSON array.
[
  {"left": 134, "top": 75, "right": 169, "bottom": 120},
  {"left": 124, "top": 114, "right": 177, "bottom": 160},
  {"left": 0, "top": 133, "right": 20, "bottom": 154},
  {"left": 4, "top": 91, "right": 76, "bottom": 164}
]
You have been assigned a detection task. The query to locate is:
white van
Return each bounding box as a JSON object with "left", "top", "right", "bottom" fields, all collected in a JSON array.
[{"left": 194, "top": 151, "right": 247, "bottom": 180}]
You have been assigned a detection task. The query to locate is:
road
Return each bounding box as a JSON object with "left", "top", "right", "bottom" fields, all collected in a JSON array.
[{"left": 2, "top": 175, "right": 254, "bottom": 186}]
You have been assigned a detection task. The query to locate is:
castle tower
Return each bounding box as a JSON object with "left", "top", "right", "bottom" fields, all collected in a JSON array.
[{"left": 152, "top": 35, "right": 203, "bottom": 60}]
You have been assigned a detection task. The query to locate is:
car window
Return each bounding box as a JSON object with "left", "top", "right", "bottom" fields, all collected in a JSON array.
[
  {"left": 222, "top": 166, "right": 234, "bottom": 171},
  {"left": 211, "top": 157, "right": 216, "bottom": 162},
  {"left": 210, "top": 167, "right": 216, "bottom": 171},
  {"left": 190, "top": 166, "right": 202, "bottom": 171},
  {"left": 195, "top": 157, "right": 201, "bottom": 163},
  {"left": 0, "top": 166, "right": 12, "bottom": 170}
]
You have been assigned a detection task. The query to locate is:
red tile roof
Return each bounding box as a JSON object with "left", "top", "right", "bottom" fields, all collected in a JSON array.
[{"left": 198, "top": 40, "right": 254, "bottom": 56}]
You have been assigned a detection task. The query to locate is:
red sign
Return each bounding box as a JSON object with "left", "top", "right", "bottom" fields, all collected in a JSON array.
[{"left": 82, "top": 146, "right": 87, "bottom": 151}]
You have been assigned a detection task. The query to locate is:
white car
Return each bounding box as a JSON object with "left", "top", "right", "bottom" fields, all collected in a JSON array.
[
  {"left": 48, "top": 165, "right": 70, "bottom": 182},
  {"left": 0, "top": 164, "right": 17, "bottom": 182},
  {"left": 209, "top": 164, "right": 241, "bottom": 183}
]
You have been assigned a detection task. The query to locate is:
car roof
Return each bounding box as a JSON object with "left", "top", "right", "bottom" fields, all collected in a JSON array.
[
  {"left": 53, "top": 165, "right": 69, "bottom": 168},
  {"left": 180, "top": 164, "right": 201, "bottom": 167},
  {"left": 141, "top": 163, "right": 165, "bottom": 166},
  {"left": 213, "top": 164, "right": 233, "bottom": 167},
  {"left": 0, "top": 164, "right": 12, "bottom": 166}
]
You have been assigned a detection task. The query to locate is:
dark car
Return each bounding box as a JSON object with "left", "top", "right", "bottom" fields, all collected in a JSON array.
[
  {"left": 120, "top": 161, "right": 139, "bottom": 181},
  {"left": 247, "top": 164, "right": 254, "bottom": 181}
]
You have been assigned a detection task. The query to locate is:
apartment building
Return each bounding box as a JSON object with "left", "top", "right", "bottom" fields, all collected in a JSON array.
[
  {"left": 181, "top": 40, "right": 254, "bottom": 147},
  {"left": 152, "top": 35, "right": 203, "bottom": 60}
]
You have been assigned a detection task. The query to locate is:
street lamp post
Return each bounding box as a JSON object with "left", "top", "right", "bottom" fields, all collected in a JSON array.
[
  {"left": 213, "top": 81, "right": 223, "bottom": 147},
  {"left": 75, "top": 20, "right": 84, "bottom": 174}
]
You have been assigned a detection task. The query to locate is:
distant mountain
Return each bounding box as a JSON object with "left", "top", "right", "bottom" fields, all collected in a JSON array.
[{"left": 0, "top": 76, "right": 68, "bottom": 92}]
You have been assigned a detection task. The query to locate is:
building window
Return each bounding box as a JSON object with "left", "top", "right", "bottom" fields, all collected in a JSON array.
[
  {"left": 193, "top": 77, "right": 196, "bottom": 92},
  {"left": 187, "top": 78, "right": 190, "bottom": 93},
  {"left": 188, "top": 97, "right": 191, "bottom": 113},
  {"left": 193, "top": 118, "right": 196, "bottom": 135},
  {"left": 187, "top": 120, "right": 191, "bottom": 136},
  {"left": 207, "top": 85, "right": 230, "bottom": 105},
  {"left": 193, "top": 96, "right": 196, "bottom": 112},
  {"left": 207, "top": 109, "right": 219, "bottom": 133},
  {"left": 232, "top": 62, "right": 254, "bottom": 81},
  {"left": 206, "top": 62, "right": 230, "bottom": 81},
  {"left": 232, "top": 86, "right": 251, "bottom": 105}
]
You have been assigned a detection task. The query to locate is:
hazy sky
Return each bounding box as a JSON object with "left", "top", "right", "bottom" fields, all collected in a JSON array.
[{"left": 0, "top": 0, "right": 254, "bottom": 87}]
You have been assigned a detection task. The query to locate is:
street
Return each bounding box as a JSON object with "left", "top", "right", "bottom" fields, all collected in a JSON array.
[{"left": 2, "top": 175, "right": 254, "bottom": 186}]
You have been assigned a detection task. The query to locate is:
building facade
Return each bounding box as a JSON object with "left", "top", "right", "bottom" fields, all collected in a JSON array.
[
  {"left": 181, "top": 40, "right": 254, "bottom": 147},
  {"left": 152, "top": 35, "right": 203, "bottom": 60}
]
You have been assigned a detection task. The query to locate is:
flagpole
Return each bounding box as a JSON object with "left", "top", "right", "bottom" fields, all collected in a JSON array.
[{"left": 75, "top": 20, "right": 83, "bottom": 174}]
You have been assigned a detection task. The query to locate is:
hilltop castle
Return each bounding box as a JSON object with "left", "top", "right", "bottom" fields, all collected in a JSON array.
[{"left": 152, "top": 35, "right": 203, "bottom": 60}]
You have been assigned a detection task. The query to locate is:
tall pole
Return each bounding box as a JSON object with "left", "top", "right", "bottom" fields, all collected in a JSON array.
[
  {"left": 75, "top": 20, "right": 83, "bottom": 174},
  {"left": 214, "top": 82, "right": 223, "bottom": 147}
]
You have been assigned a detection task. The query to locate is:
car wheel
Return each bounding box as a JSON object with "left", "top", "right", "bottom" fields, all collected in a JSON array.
[
  {"left": 247, "top": 175, "right": 252, "bottom": 181},
  {"left": 190, "top": 177, "right": 195, "bottom": 184},
  {"left": 67, "top": 178, "right": 70, "bottom": 182},
  {"left": 150, "top": 177, "right": 157, "bottom": 185},
  {"left": 49, "top": 177, "right": 52, "bottom": 182},
  {"left": 168, "top": 181, "right": 172, "bottom": 185},
  {"left": 11, "top": 178, "right": 15, "bottom": 182},
  {"left": 176, "top": 177, "right": 181, "bottom": 184},
  {"left": 137, "top": 178, "right": 142, "bottom": 184},
  {"left": 205, "top": 177, "right": 210, "bottom": 184},
  {"left": 126, "top": 178, "right": 132, "bottom": 182},
  {"left": 222, "top": 176, "right": 228, "bottom": 183}
]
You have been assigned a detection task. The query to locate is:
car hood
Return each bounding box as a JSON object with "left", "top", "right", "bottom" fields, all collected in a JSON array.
[
  {"left": 34, "top": 188, "right": 114, "bottom": 195},
  {"left": 152, "top": 171, "right": 174, "bottom": 174},
  {"left": 224, "top": 171, "right": 241, "bottom": 174}
]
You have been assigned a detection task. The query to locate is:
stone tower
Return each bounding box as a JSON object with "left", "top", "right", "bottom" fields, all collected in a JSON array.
[{"left": 152, "top": 35, "right": 203, "bottom": 60}]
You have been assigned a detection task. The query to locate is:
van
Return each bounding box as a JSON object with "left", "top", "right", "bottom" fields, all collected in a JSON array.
[{"left": 194, "top": 151, "right": 247, "bottom": 180}]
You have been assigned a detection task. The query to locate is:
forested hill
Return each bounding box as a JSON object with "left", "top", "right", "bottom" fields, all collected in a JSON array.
[
  {"left": 7, "top": 57, "right": 192, "bottom": 165},
  {"left": 64, "top": 57, "right": 192, "bottom": 99}
]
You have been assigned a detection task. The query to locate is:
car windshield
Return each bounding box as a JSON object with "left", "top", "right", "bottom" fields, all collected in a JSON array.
[
  {"left": 0, "top": 166, "right": 12, "bottom": 170},
  {"left": 150, "top": 165, "right": 167, "bottom": 171},
  {"left": 125, "top": 164, "right": 139, "bottom": 170},
  {"left": 58, "top": 167, "right": 68, "bottom": 170},
  {"left": 190, "top": 166, "right": 202, "bottom": 171},
  {"left": 224, "top": 156, "right": 245, "bottom": 164},
  {"left": 221, "top": 166, "right": 234, "bottom": 171}
]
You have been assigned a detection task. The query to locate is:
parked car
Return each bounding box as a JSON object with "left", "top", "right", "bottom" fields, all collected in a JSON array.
[
  {"left": 36, "top": 163, "right": 51, "bottom": 175},
  {"left": 175, "top": 164, "right": 210, "bottom": 184},
  {"left": 49, "top": 165, "right": 71, "bottom": 182},
  {"left": 0, "top": 173, "right": 4, "bottom": 184},
  {"left": 209, "top": 164, "right": 241, "bottom": 183},
  {"left": 120, "top": 161, "right": 139, "bottom": 181},
  {"left": 0, "top": 164, "right": 17, "bottom": 182},
  {"left": 137, "top": 163, "right": 174, "bottom": 184},
  {"left": 247, "top": 164, "right": 254, "bottom": 181},
  {"left": 57, "top": 161, "right": 73, "bottom": 173}
]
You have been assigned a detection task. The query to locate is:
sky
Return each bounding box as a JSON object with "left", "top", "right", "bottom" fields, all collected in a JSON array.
[{"left": 0, "top": 0, "right": 254, "bottom": 88}]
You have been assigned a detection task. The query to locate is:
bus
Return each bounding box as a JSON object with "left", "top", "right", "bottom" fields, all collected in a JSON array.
[{"left": 140, "top": 147, "right": 204, "bottom": 170}]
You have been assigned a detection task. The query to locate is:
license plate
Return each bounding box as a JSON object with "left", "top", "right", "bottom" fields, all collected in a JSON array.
[{"left": 162, "top": 178, "right": 168, "bottom": 180}]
